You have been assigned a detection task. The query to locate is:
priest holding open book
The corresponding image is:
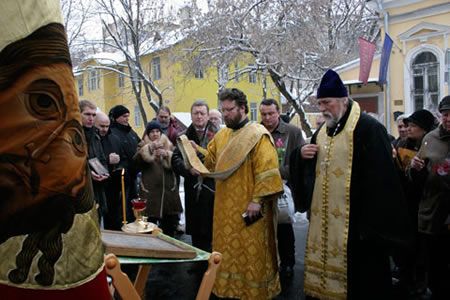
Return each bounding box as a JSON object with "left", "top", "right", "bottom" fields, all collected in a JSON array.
[{"left": 179, "top": 88, "right": 283, "bottom": 299}]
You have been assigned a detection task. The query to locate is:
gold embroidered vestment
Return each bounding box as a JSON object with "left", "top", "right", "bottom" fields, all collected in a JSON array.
[
  {"left": 304, "top": 102, "right": 361, "bottom": 300},
  {"left": 204, "top": 123, "right": 283, "bottom": 299}
]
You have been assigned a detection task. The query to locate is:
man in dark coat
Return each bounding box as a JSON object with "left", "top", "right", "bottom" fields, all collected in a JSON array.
[
  {"left": 108, "top": 105, "right": 140, "bottom": 221},
  {"left": 172, "top": 100, "right": 217, "bottom": 251},
  {"left": 96, "top": 111, "right": 124, "bottom": 230},
  {"left": 80, "top": 100, "right": 108, "bottom": 220},
  {"left": 410, "top": 96, "right": 450, "bottom": 299},
  {"left": 157, "top": 106, "right": 181, "bottom": 145},
  {"left": 289, "top": 69, "right": 412, "bottom": 299},
  {"left": 259, "top": 98, "right": 305, "bottom": 277}
]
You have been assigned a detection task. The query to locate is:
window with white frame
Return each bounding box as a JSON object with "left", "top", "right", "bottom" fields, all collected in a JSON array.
[
  {"left": 152, "top": 57, "right": 161, "bottom": 80},
  {"left": 234, "top": 62, "right": 240, "bottom": 82},
  {"left": 218, "top": 64, "right": 228, "bottom": 82},
  {"left": 248, "top": 64, "right": 257, "bottom": 83},
  {"left": 118, "top": 67, "right": 125, "bottom": 88},
  {"left": 78, "top": 76, "right": 84, "bottom": 96},
  {"left": 134, "top": 105, "right": 141, "bottom": 127},
  {"left": 411, "top": 51, "right": 439, "bottom": 111},
  {"left": 194, "top": 58, "right": 204, "bottom": 79},
  {"left": 88, "top": 69, "right": 100, "bottom": 91},
  {"left": 446, "top": 49, "right": 450, "bottom": 83},
  {"left": 250, "top": 102, "right": 257, "bottom": 121}
]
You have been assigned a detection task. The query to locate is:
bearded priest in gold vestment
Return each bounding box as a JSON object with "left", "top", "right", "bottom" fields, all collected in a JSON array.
[{"left": 193, "top": 88, "right": 283, "bottom": 299}]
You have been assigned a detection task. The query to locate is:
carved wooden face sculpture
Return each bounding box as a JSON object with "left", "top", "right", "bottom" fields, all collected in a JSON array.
[
  {"left": 0, "top": 63, "right": 92, "bottom": 239},
  {"left": 0, "top": 23, "right": 97, "bottom": 287}
]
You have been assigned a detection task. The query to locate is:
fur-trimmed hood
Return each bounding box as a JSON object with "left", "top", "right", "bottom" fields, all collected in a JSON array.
[{"left": 136, "top": 134, "right": 173, "bottom": 168}]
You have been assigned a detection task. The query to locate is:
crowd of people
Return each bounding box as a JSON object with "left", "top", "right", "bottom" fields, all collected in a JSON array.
[{"left": 80, "top": 70, "right": 449, "bottom": 300}]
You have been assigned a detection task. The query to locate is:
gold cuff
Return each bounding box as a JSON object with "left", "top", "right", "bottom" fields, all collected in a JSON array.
[
  {"left": 251, "top": 197, "right": 262, "bottom": 204},
  {"left": 197, "top": 146, "right": 208, "bottom": 156}
]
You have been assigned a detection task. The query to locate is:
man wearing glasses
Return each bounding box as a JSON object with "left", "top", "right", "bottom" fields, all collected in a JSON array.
[{"left": 191, "top": 88, "right": 283, "bottom": 299}]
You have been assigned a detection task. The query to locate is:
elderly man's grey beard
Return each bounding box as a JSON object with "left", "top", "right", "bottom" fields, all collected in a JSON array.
[
  {"left": 323, "top": 108, "right": 345, "bottom": 128},
  {"left": 324, "top": 116, "right": 338, "bottom": 128}
]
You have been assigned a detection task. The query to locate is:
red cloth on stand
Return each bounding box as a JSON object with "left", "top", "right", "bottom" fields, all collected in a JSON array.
[{"left": 0, "top": 269, "right": 111, "bottom": 300}]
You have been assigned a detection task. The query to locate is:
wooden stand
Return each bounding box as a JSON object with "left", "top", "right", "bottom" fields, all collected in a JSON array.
[
  {"left": 130, "top": 251, "right": 222, "bottom": 299},
  {"left": 103, "top": 229, "right": 222, "bottom": 300},
  {"left": 104, "top": 254, "right": 140, "bottom": 300},
  {"left": 196, "top": 252, "right": 222, "bottom": 300}
]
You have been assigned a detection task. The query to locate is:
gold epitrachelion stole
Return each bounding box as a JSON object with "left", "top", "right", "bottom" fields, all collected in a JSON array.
[{"left": 304, "top": 102, "right": 360, "bottom": 300}]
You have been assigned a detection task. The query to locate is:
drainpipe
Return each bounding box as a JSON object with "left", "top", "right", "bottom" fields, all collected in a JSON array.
[{"left": 378, "top": 0, "right": 391, "bottom": 132}]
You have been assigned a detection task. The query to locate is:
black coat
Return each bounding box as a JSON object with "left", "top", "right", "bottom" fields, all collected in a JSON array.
[
  {"left": 84, "top": 126, "right": 108, "bottom": 215},
  {"left": 289, "top": 103, "right": 413, "bottom": 299},
  {"left": 395, "top": 137, "right": 426, "bottom": 230},
  {"left": 100, "top": 129, "right": 124, "bottom": 172},
  {"left": 100, "top": 130, "right": 125, "bottom": 230},
  {"left": 172, "top": 122, "right": 216, "bottom": 237},
  {"left": 109, "top": 121, "right": 140, "bottom": 200},
  {"left": 109, "top": 122, "right": 140, "bottom": 171}
]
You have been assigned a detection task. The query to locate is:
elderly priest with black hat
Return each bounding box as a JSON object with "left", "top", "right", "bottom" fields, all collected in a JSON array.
[{"left": 289, "top": 69, "right": 413, "bottom": 299}]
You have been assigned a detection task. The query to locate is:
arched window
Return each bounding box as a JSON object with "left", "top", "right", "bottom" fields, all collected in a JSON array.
[{"left": 412, "top": 51, "right": 439, "bottom": 111}]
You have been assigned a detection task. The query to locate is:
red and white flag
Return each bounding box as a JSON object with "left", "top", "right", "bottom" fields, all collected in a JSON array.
[{"left": 358, "top": 37, "right": 376, "bottom": 84}]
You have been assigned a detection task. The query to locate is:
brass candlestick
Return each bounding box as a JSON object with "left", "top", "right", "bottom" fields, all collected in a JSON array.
[{"left": 121, "top": 198, "right": 156, "bottom": 233}]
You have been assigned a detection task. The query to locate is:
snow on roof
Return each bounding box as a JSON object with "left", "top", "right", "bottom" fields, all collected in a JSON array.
[
  {"left": 73, "top": 69, "right": 83, "bottom": 76},
  {"left": 334, "top": 57, "right": 360, "bottom": 72},
  {"left": 342, "top": 78, "right": 379, "bottom": 85},
  {"left": 74, "top": 28, "right": 186, "bottom": 71},
  {"left": 89, "top": 52, "right": 126, "bottom": 65},
  {"left": 172, "top": 112, "right": 192, "bottom": 128},
  {"left": 141, "top": 28, "right": 186, "bottom": 55},
  {"left": 72, "top": 51, "right": 125, "bottom": 74}
]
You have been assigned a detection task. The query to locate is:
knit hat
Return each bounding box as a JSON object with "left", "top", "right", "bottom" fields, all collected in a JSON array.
[
  {"left": 438, "top": 95, "right": 450, "bottom": 112},
  {"left": 109, "top": 105, "right": 130, "bottom": 120},
  {"left": 145, "top": 121, "right": 161, "bottom": 134},
  {"left": 316, "top": 69, "right": 348, "bottom": 99},
  {"left": 403, "top": 109, "right": 436, "bottom": 133}
]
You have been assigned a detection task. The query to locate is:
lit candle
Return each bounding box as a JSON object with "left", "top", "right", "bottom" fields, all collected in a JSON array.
[{"left": 121, "top": 168, "right": 126, "bottom": 225}]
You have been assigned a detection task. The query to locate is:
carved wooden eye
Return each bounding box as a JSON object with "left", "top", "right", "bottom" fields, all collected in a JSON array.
[
  {"left": 66, "top": 126, "right": 86, "bottom": 155},
  {"left": 36, "top": 94, "right": 53, "bottom": 108},
  {"left": 25, "top": 80, "right": 63, "bottom": 120},
  {"left": 28, "top": 93, "right": 59, "bottom": 119},
  {"left": 72, "top": 131, "right": 84, "bottom": 152}
]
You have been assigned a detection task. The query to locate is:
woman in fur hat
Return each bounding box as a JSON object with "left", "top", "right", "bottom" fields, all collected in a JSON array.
[{"left": 133, "top": 121, "right": 182, "bottom": 237}]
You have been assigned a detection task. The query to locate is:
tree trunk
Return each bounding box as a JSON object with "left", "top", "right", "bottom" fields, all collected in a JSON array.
[
  {"left": 268, "top": 68, "right": 312, "bottom": 137},
  {"left": 143, "top": 83, "right": 159, "bottom": 113},
  {"left": 127, "top": 60, "right": 148, "bottom": 125}
]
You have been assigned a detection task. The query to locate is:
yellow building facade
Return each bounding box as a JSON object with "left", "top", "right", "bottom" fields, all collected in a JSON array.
[
  {"left": 74, "top": 42, "right": 280, "bottom": 135},
  {"left": 337, "top": 0, "right": 450, "bottom": 134}
]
